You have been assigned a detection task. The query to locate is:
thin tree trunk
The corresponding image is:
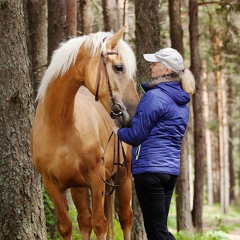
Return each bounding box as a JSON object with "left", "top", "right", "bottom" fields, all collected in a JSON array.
[
  {"left": 168, "top": 0, "right": 183, "bottom": 53},
  {"left": 202, "top": 61, "right": 214, "bottom": 205},
  {"left": 102, "top": 0, "right": 119, "bottom": 32},
  {"left": 26, "top": 0, "right": 47, "bottom": 100},
  {"left": 212, "top": 27, "right": 229, "bottom": 213},
  {"left": 78, "top": 0, "right": 93, "bottom": 35},
  {"left": 168, "top": 0, "right": 193, "bottom": 232},
  {"left": 66, "top": 0, "right": 77, "bottom": 37},
  {"left": 48, "top": 0, "right": 67, "bottom": 62},
  {"left": 176, "top": 129, "right": 194, "bottom": 232},
  {"left": 227, "top": 76, "right": 236, "bottom": 205},
  {"left": 189, "top": 0, "right": 204, "bottom": 232}
]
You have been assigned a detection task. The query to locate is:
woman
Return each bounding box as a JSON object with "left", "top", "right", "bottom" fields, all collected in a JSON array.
[{"left": 113, "top": 47, "right": 195, "bottom": 240}]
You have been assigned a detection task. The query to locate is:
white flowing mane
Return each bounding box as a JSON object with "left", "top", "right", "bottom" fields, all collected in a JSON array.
[{"left": 36, "top": 32, "right": 136, "bottom": 101}]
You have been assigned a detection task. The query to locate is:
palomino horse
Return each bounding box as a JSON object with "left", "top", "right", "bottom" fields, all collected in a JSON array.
[{"left": 31, "top": 27, "right": 139, "bottom": 240}]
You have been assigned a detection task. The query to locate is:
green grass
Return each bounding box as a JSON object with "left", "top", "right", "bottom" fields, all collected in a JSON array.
[
  {"left": 46, "top": 194, "right": 240, "bottom": 240},
  {"left": 167, "top": 201, "right": 240, "bottom": 240}
]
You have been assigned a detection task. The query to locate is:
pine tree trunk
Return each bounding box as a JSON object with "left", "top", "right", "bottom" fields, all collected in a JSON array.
[
  {"left": 78, "top": 0, "right": 93, "bottom": 35},
  {"left": 135, "top": 0, "right": 160, "bottom": 84},
  {"left": 212, "top": 27, "right": 229, "bottom": 213},
  {"left": 176, "top": 130, "right": 194, "bottom": 232},
  {"left": 0, "top": 1, "right": 47, "bottom": 239},
  {"left": 48, "top": 0, "right": 67, "bottom": 61},
  {"left": 102, "top": 0, "right": 119, "bottom": 32},
  {"left": 66, "top": 0, "right": 77, "bottom": 37},
  {"left": 189, "top": 0, "right": 204, "bottom": 232},
  {"left": 227, "top": 77, "right": 236, "bottom": 205},
  {"left": 168, "top": 0, "right": 183, "bottom": 53},
  {"left": 26, "top": 0, "right": 47, "bottom": 100},
  {"left": 168, "top": 0, "right": 193, "bottom": 232},
  {"left": 202, "top": 61, "right": 214, "bottom": 205},
  {"left": 133, "top": 0, "right": 160, "bottom": 238}
]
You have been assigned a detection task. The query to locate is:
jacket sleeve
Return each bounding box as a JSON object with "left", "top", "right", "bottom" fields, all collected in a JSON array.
[{"left": 118, "top": 92, "right": 163, "bottom": 146}]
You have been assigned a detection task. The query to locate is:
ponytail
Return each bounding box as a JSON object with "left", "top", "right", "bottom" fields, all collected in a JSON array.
[{"left": 179, "top": 68, "right": 195, "bottom": 95}]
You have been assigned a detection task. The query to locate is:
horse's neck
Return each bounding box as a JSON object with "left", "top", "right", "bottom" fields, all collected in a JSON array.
[{"left": 43, "top": 73, "right": 82, "bottom": 129}]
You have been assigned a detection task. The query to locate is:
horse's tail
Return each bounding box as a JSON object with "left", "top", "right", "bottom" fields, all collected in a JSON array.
[{"left": 104, "top": 192, "right": 115, "bottom": 240}]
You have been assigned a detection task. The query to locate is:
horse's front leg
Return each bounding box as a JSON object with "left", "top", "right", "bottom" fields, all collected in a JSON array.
[
  {"left": 43, "top": 176, "right": 72, "bottom": 240},
  {"left": 71, "top": 187, "right": 92, "bottom": 240},
  {"left": 91, "top": 179, "right": 108, "bottom": 240}
]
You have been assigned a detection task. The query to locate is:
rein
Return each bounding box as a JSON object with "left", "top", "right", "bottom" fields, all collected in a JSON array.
[{"left": 100, "top": 132, "right": 129, "bottom": 195}]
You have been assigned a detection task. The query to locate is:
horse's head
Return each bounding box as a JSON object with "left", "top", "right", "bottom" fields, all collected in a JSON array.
[
  {"left": 81, "top": 27, "right": 139, "bottom": 127},
  {"left": 36, "top": 27, "right": 139, "bottom": 128}
]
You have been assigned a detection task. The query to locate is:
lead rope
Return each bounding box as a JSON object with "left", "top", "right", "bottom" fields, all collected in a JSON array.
[{"left": 100, "top": 132, "right": 128, "bottom": 195}]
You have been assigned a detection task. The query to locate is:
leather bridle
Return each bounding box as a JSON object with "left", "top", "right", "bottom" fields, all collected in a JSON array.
[
  {"left": 95, "top": 50, "right": 124, "bottom": 118},
  {"left": 95, "top": 42, "right": 129, "bottom": 194}
]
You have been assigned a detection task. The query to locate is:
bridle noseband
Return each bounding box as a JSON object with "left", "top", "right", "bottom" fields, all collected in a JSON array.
[
  {"left": 95, "top": 49, "right": 124, "bottom": 118},
  {"left": 95, "top": 40, "right": 129, "bottom": 195}
]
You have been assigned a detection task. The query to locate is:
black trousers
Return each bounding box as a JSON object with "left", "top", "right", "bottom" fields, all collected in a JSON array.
[{"left": 134, "top": 173, "right": 178, "bottom": 240}]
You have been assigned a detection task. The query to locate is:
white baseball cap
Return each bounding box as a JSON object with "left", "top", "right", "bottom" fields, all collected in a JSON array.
[{"left": 143, "top": 47, "right": 184, "bottom": 73}]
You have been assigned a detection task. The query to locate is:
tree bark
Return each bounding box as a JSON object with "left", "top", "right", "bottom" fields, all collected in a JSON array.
[
  {"left": 132, "top": 0, "right": 160, "bottom": 238},
  {"left": 168, "top": 0, "right": 183, "bottom": 54},
  {"left": 168, "top": 0, "right": 193, "bottom": 232},
  {"left": 202, "top": 61, "right": 214, "bottom": 205},
  {"left": 48, "top": 0, "right": 67, "bottom": 62},
  {"left": 78, "top": 0, "right": 93, "bottom": 35},
  {"left": 135, "top": 0, "right": 160, "bottom": 84},
  {"left": 66, "top": 0, "right": 77, "bottom": 37},
  {"left": 189, "top": 0, "right": 205, "bottom": 232},
  {"left": 26, "top": 0, "right": 47, "bottom": 100},
  {"left": 0, "top": 1, "right": 47, "bottom": 239},
  {"left": 176, "top": 129, "right": 194, "bottom": 232},
  {"left": 102, "top": 0, "right": 119, "bottom": 32},
  {"left": 212, "top": 27, "right": 229, "bottom": 213},
  {"left": 227, "top": 76, "right": 236, "bottom": 205}
]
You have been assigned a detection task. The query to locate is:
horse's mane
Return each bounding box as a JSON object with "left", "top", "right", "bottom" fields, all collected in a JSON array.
[{"left": 36, "top": 32, "right": 136, "bottom": 101}]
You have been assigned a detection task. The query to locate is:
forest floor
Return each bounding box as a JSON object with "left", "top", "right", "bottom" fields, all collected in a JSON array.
[
  {"left": 168, "top": 203, "right": 240, "bottom": 239},
  {"left": 202, "top": 205, "right": 240, "bottom": 240}
]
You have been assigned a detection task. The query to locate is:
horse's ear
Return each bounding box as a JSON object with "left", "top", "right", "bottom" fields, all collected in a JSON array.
[{"left": 107, "top": 26, "right": 127, "bottom": 50}]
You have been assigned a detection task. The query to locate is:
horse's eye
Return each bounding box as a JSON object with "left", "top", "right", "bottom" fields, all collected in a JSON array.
[{"left": 113, "top": 64, "right": 124, "bottom": 73}]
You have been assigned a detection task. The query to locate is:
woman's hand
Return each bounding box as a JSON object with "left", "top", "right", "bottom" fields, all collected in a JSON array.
[{"left": 112, "top": 125, "right": 119, "bottom": 134}]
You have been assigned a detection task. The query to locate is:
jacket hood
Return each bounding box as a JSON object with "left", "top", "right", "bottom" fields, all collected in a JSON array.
[{"left": 141, "top": 79, "right": 190, "bottom": 105}]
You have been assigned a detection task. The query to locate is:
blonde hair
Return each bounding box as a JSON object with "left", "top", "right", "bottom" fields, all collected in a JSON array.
[{"left": 179, "top": 68, "right": 195, "bottom": 95}]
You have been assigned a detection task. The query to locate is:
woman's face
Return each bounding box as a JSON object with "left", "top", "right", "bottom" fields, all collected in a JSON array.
[{"left": 149, "top": 62, "right": 172, "bottom": 78}]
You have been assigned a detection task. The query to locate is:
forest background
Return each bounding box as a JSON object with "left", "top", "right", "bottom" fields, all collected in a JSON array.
[{"left": 0, "top": 0, "right": 240, "bottom": 240}]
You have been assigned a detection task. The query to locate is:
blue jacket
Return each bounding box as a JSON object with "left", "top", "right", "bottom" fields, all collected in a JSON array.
[{"left": 118, "top": 81, "right": 190, "bottom": 176}]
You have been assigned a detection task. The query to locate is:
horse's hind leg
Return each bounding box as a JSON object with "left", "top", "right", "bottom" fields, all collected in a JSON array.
[
  {"left": 71, "top": 187, "right": 92, "bottom": 240},
  {"left": 43, "top": 177, "right": 72, "bottom": 240},
  {"left": 116, "top": 167, "right": 134, "bottom": 240}
]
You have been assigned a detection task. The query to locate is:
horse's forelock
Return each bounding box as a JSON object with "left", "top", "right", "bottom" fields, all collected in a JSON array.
[
  {"left": 84, "top": 32, "right": 112, "bottom": 57},
  {"left": 85, "top": 32, "right": 136, "bottom": 80}
]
